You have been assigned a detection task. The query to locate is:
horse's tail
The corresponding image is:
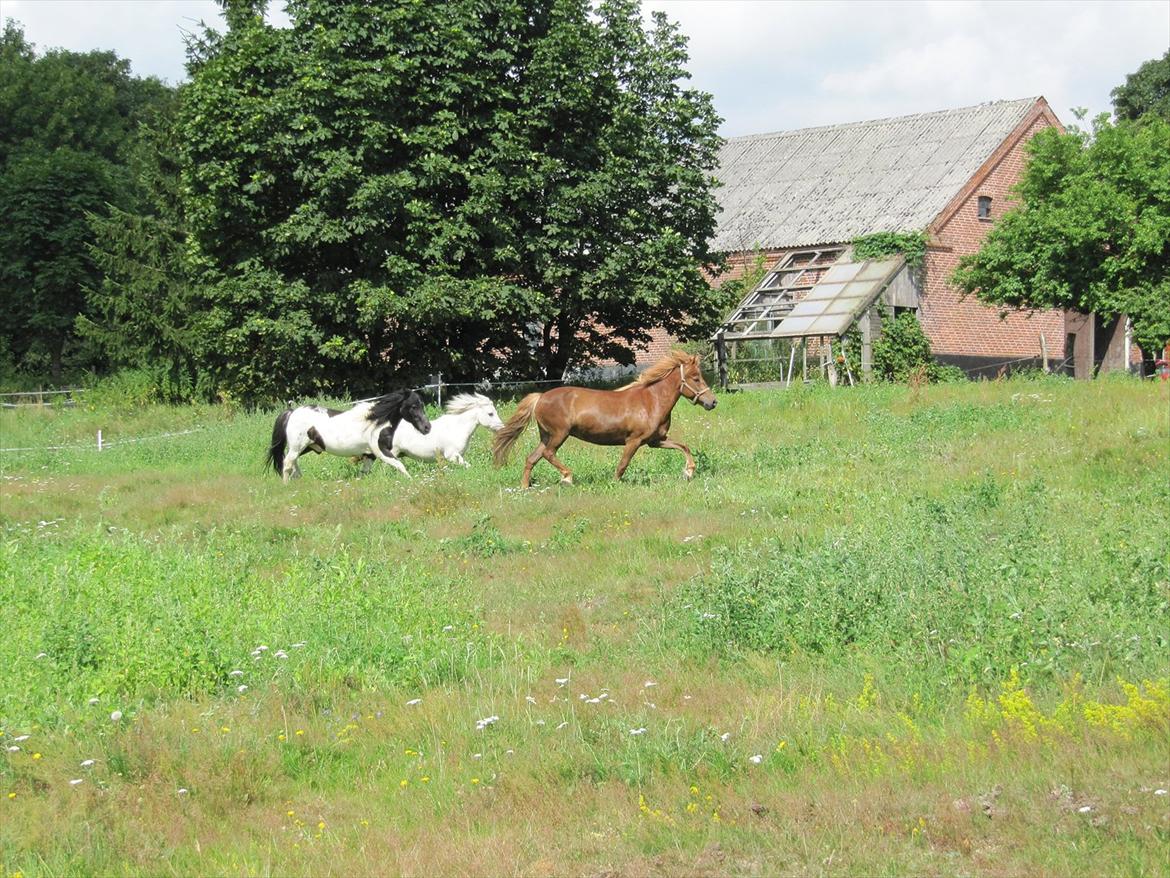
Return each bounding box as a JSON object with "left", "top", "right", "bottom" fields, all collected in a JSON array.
[
  {"left": 492, "top": 393, "right": 541, "bottom": 466},
  {"left": 266, "top": 409, "right": 292, "bottom": 475}
]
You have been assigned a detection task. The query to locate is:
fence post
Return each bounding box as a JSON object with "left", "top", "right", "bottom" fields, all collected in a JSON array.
[
  {"left": 1040, "top": 332, "right": 1049, "bottom": 373},
  {"left": 97, "top": 430, "right": 103, "bottom": 452},
  {"left": 715, "top": 330, "right": 728, "bottom": 390}
]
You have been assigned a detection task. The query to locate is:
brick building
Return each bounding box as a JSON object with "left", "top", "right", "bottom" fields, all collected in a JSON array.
[{"left": 636, "top": 97, "right": 1131, "bottom": 379}]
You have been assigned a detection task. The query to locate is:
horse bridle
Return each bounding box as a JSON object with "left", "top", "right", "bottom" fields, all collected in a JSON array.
[{"left": 678, "top": 363, "right": 710, "bottom": 405}]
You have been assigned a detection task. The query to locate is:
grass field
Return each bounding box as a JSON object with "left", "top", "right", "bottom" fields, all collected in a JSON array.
[{"left": 1, "top": 376, "right": 1168, "bottom": 876}]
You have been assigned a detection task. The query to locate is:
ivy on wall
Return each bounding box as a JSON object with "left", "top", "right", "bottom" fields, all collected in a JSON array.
[{"left": 851, "top": 231, "right": 928, "bottom": 269}]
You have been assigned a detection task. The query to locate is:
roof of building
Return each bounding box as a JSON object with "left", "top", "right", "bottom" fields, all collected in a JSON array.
[{"left": 711, "top": 97, "right": 1041, "bottom": 253}]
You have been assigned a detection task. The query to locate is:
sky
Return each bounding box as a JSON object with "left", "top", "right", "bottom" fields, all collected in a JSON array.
[{"left": 3, "top": 0, "right": 1168, "bottom": 136}]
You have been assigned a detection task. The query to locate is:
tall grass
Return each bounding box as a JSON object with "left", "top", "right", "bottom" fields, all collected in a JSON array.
[{"left": 1, "top": 375, "right": 1167, "bottom": 876}]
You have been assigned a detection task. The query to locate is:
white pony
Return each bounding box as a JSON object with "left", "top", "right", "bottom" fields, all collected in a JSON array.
[
  {"left": 266, "top": 390, "right": 430, "bottom": 483},
  {"left": 384, "top": 393, "right": 504, "bottom": 477}
]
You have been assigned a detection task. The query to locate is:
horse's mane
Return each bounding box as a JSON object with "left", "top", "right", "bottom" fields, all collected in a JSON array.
[
  {"left": 445, "top": 393, "right": 491, "bottom": 415},
  {"left": 366, "top": 390, "right": 413, "bottom": 426},
  {"left": 617, "top": 350, "right": 693, "bottom": 391}
]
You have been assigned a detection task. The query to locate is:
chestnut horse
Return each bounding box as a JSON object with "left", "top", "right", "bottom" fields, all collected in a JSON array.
[{"left": 492, "top": 351, "right": 717, "bottom": 487}]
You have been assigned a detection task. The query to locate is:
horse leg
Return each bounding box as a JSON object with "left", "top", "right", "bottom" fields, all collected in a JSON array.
[
  {"left": 542, "top": 433, "right": 574, "bottom": 485},
  {"left": 282, "top": 449, "right": 302, "bottom": 483},
  {"left": 376, "top": 450, "right": 411, "bottom": 478},
  {"left": 357, "top": 454, "right": 375, "bottom": 474},
  {"left": 614, "top": 436, "right": 647, "bottom": 481},
  {"left": 650, "top": 437, "right": 697, "bottom": 480},
  {"left": 521, "top": 441, "right": 545, "bottom": 489},
  {"left": 281, "top": 434, "right": 307, "bottom": 483}
]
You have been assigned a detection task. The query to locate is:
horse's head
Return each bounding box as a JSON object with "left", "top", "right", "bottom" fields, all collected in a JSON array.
[
  {"left": 369, "top": 390, "right": 431, "bottom": 433},
  {"left": 475, "top": 395, "right": 505, "bottom": 432},
  {"left": 680, "top": 355, "right": 717, "bottom": 410},
  {"left": 402, "top": 391, "right": 431, "bottom": 434}
]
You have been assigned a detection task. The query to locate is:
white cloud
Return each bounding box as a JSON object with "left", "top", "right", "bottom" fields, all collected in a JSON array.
[
  {"left": 4, "top": 0, "right": 1167, "bottom": 130},
  {"left": 647, "top": 0, "right": 1169, "bottom": 133}
]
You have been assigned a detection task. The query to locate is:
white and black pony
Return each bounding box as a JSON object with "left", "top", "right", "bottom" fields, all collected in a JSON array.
[{"left": 266, "top": 390, "right": 431, "bottom": 483}]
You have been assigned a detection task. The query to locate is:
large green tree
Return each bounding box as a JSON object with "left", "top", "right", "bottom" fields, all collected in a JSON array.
[
  {"left": 952, "top": 113, "right": 1170, "bottom": 361},
  {"left": 1111, "top": 50, "right": 1170, "bottom": 122},
  {"left": 83, "top": 95, "right": 204, "bottom": 401},
  {"left": 0, "top": 21, "right": 172, "bottom": 379},
  {"left": 177, "top": 0, "right": 722, "bottom": 398}
]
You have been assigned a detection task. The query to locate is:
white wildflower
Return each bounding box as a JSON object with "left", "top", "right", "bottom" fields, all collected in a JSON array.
[
  {"left": 475, "top": 715, "right": 499, "bottom": 730},
  {"left": 629, "top": 728, "right": 647, "bottom": 736},
  {"left": 228, "top": 670, "right": 244, "bottom": 677},
  {"left": 87, "top": 697, "right": 99, "bottom": 705},
  {"left": 749, "top": 754, "right": 763, "bottom": 764},
  {"left": 644, "top": 681, "right": 657, "bottom": 688},
  {"left": 69, "top": 778, "right": 83, "bottom": 786},
  {"left": 110, "top": 710, "right": 123, "bottom": 722},
  {"left": 1155, "top": 789, "right": 1168, "bottom": 796},
  {"left": 177, "top": 788, "right": 189, "bottom": 795},
  {"left": 34, "top": 652, "right": 47, "bottom": 660},
  {"left": 406, "top": 698, "right": 422, "bottom": 706},
  {"left": 720, "top": 732, "right": 731, "bottom": 742},
  {"left": 13, "top": 735, "right": 29, "bottom": 742},
  {"left": 525, "top": 696, "right": 537, "bottom": 705},
  {"left": 237, "top": 685, "right": 248, "bottom": 694},
  {"left": 80, "top": 759, "right": 95, "bottom": 767},
  {"left": 556, "top": 721, "right": 569, "bottom": 730},
  {"left": 1078, "top": 805, "right": 1092, "bottom": 814},
  {"left": 555, "top": 677, "right": 569, "bottom": 686}
]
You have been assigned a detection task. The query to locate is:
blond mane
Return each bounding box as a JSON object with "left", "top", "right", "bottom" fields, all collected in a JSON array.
[{"left": 617, "top": 350, "right": 694, "bottom": 391}]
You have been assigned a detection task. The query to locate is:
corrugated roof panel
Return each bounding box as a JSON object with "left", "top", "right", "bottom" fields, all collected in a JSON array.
[{"left": 712, "top": 98, "right": 1039, "bottom": 251}]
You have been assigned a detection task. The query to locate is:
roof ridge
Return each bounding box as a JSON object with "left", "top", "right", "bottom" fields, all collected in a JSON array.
[{"left": 724, "top": 97, "right": 1040, "bottom": 142}]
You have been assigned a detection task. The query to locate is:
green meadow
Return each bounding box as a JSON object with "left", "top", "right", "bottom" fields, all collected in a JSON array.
[{"left": 1, "top": 376, "right": 1167, "bottom": 876}]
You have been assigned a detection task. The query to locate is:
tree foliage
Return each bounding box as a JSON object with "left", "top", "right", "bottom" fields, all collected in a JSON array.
[
  {"left": 177, "top": 0, "right": 723, "bottom": 399},
  {"left": 1111, "top": 50, "right": 1170, "bottom": 122},
  {"left": 83, "top": 100, "right": 201, "bottom": 401},
  {"left": 0, "top": 21, "right": 172, "bottom": 379},
  {"left": 952, "top": 114, "right": 1170, "bottom": 359}
]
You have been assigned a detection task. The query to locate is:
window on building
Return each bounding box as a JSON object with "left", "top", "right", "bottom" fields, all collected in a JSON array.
[{"left": 977, "top": 195, "right": 992, "bottom": 221}]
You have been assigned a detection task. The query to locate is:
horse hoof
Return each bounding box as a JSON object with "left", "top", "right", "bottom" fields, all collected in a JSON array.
[
  {"left": 683, "top": 468, "right": 695, "bottom": 481},
  {"left": 560, "top": 476, "right": 574, "bottom": 485}
]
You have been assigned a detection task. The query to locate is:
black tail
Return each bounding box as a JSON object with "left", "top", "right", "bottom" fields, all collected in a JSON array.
[{"left": 266, "top": 410, "right": 291, "bottom": 475}]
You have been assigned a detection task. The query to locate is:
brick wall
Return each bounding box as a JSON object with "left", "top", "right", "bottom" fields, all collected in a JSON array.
[{"left": 921, "top": 111, "right": 1067, "bottom": 366}]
